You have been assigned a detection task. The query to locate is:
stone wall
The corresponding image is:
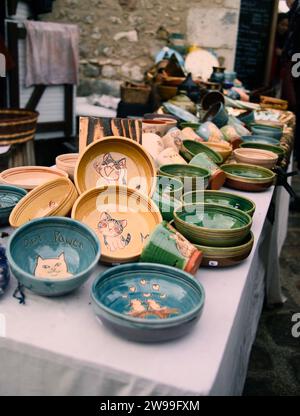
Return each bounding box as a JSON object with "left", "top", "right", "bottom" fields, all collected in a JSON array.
[{"left": 44, "top": 0, "right": 241, "bottom": 97}]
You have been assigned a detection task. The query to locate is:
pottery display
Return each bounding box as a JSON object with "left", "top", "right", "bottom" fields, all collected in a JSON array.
[
  {"left": 0, "top": 185, "right": 27, "bottom": 225},
  {"left": 180, "top": 139, "right": 223, "bottom": 164},
  {"left": 7, "top": 217, "right": 101, "bottom": 296},
  {"left": 141, "top": 133, "right": 165, "bottom": 165},
  {"left": 162, "top": 103, "right": 199, "bottom": 123},
  {"left": 239, "top": 142, "right": 285, "bottom": 162},
  {"left": 140, "top": 222, "right": 202, "bottom": 275},
  {"left": 233, "top": 148, "right": 278, "bottom": 169},
  {"left": 156, "top": 147, "right": 187, "bottom": 168},
  {"left": 237, "top": 110, "right": 255, "bottom": 127},
  {"left": 9, "top": 178, "right": 78, "bottom": 228},
  {"left": 196, "top": 121, "right": 224, "bottom": 142},
  {"left": 181, "top": 190, "right": 256, "bottom": 217},
  {"left": 142, "top": 119, "right": 176, "bottom": 137},
  {"left": 71, "top": 185, "right": 162, "bottom": 264},
  {"left": 201, "top": 91, "right": 225, "bottom": 111},
  {"left": 202, "top": 102, "right": 229, "bottom": 128},
  {"left": 152, "top": 176, "right": 183, "bottom": 221},
  {"left": 56, "top": 153, "right": 79, "bottom": 180},
  {"left": 174, "top": 203, "right": 252, "bottom": 247},
  {"left": 240, "top": 135, "right": 280, "bottom": 146},
  {"left": 181, "top": 127, "right": 204, "bottom": 142},
  {"left": 74, "top": 136, "right": 157, "bottom": 197},
  {"left": 159, "top": 164, "right": 210, "bottom": 193},
  {"left": 250, "top": 124, "right": 283, "bottom": 140},
  {"left": 161, "top": 127, "right": 186, "bottom": 152},
  {"left": 204, "top": 141, "right": 232, "bottom": 162},
  {"left": 195, "top": 232, "right": 254, "bottom": 267},
  {"left": 91, "top": 263, "right": 205, "bottom": 342},
  {"left": 221, "top": 163, "right": 276, "bottom": 192},
  {"left": 168, "top": 93, "right": 196, "bottom": 114},
  {"left": 189, "top": 153, "right": 226, "bottom": 191},
  {"left": 0, "top": 166, "right": 68, "bottom": 190}
]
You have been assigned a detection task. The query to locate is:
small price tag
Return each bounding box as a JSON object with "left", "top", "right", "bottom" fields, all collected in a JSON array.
[{"left": 208, "top": 261, "right": 219, "bottom": 267}]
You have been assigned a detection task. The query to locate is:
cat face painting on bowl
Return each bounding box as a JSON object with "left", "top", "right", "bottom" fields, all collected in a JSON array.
[
  {"left": 98, "top": 212, "right": 131, "bottom": 252},
  {"left": 93, "top": 153, "right": 127, "bottom": 186},
  {"left": 169, "top": 232, "right": 195, "bottom": 259},
  {"left": 34, "top": 253, "right": 73, "bottom": 279}
]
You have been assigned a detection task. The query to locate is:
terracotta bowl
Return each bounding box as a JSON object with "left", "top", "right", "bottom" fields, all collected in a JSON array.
[
  {"left": 233, "top": 148, "right": 278, "bottom": 169},
  {"left": 56, "top": 153, "right": 79, "bottom": 180},
  {"left": 142, "top": 119, "right": 176, "bottom": 137}
]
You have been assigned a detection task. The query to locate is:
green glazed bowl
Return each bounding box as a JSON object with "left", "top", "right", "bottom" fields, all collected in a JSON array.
[
  {"left": 195, "top": 232, "right": 254, "bottom": 267},
  {"left": 250, "top": 124, "right": 283, "bottom": 140},
  {"left": 181, "top": 190, "right": 256, "bottom": 217},
  {"left": 221, "top": 163, "right": 276, "bottom": 192},
  {"left": 180, "top": 139, "right": 223, "bottom": 164},
  {"left": 7, "top": 217, "right": 101, "bottom": 297},
  {"left": 174, "top": 203, "right": 252, "bottom": 247},
  {"left": 0, "top": 185, "right": 27, "bottom": 225},
  {"left": 241, "top": 135, "right": 280, "bottom": 145},
  {"left": 239, "top": 142, "right": 285, "bottom": 162},
  {"left": 159, "top": 164, "right": 210, "bottom": 193}
]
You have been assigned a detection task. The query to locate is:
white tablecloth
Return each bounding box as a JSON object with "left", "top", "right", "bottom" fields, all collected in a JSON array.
[{"left": 0, "top": 184, "right": 290, "bottom": 396}]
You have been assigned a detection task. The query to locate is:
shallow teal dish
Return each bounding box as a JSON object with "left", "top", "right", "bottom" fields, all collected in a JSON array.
[
  {"left": 91, "top": 263, "right": 205, "bottom": 342},
  {"left": 159, "top": 164, "right": 210, "bottom": 193},
  {"left": 241, "top": 135, "right": 281, "bottom": 145},
  {"left": 0, "top": 185, "right": 27, "bottom": 225},
  {"left": 7, "top": 217, "right": 101, "bottom": 297},
  {"left": 162, "top": 102, "right": 199, "bottom": 123},
  {"left": 250, "top": 124, "right": 282, "bottom": 140}
]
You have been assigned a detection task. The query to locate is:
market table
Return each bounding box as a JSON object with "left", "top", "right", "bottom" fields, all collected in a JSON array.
[{"left": 0, "top": 182, "right": 290, "bottom": 396}]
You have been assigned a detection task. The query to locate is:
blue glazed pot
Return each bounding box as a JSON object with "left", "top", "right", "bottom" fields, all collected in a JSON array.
[
  {"left": 202, "top": 102, "right": 229, "bottom": 128},
  {"left": 237, "top": 110, "right": 255, "bottom": 127},
  {"left": 7, "top": 217, "right": 101, "bottom": 297},
  {"left": 91, "top": 263, "right": 205, "bottom": 343},
  {"left": 250, "top": 124, "right": 283, "bottom": 141},
  {"left": 0, "top": 185, "right": 27, "bottom": 225}
]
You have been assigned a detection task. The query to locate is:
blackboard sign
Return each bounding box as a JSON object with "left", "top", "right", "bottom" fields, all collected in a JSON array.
[{"left": 235, "top": 0, "right": 275, "bottom": 89}]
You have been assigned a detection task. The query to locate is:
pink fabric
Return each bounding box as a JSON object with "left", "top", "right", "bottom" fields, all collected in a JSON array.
[{"left": 24, "top": 21, "right": 79, "bottom": 87}]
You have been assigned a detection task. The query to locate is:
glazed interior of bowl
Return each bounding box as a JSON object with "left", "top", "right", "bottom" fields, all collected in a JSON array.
[
  {"left": 8, "top": 218, "right": 100, "bottom": 281},
  {"left": 221, "top": 164, "right": 275, "bottom": 180},
  {"left": 239, "top": 142, "right": 285, "bottom": 158},
  {"left": 92, "top": 264, "right": 205, "bottom": 323},
  {"left": 234, "top": 148, "right": 278, "bottom": 161},
  {"left": 241, "top": 135, "right": 280, "bottom": 145},
  {"left": 0, "top": 186, "right": 27, "bottom": 210},
  {"left": 159, "top": 164, "right": 210, "bottom": 180},
  {"left": 182, "top": 140, "right": 223, "bottom": 164}
]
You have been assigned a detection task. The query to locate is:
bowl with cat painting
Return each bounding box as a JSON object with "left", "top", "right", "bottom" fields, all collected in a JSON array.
[
  {"left": 6, "top": 217, "right": 101, "bottom": 297},
  {"left": 74, "top": 136, "right": 157, "bottom": 197},
  {"left": 71, "top": 185, "right": 163, "bottom": 264}
]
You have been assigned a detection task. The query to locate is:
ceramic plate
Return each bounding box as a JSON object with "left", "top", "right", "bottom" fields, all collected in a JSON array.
[
  {"left": 74, "top": 137, "right": 156, "bottom": 196},
  {"left": 241, "top": 135, "right": 281, "bottom": 145},
  {"left": 9, "top": 178, "right": 78, "bottom": 228},
  {"left": 91, "top": 263, "right": 205, "bottom": 342},
  {"left": 0, "top": 166, "right": 68, "bottom": 190},
  {"left": 71, "top": 185, "right": 162, "bottom": 264},
  {"left": 181, "top": 140, "right": 223, "bottom": 164},
  {"left": 162, "top": 103, "right": 199, "bottom": 123},
  {"left": 182, "top": 190, "right": 256, "bottom": 216},
  {"left": 185, "top": 49, "right": 219, "bottom": 81}
]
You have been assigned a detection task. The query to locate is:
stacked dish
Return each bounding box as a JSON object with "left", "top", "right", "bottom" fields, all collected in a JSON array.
[
  {"left": 0, "top": 185, "right": 27, "bottom": 225},
  {"left": 233, "top": 148, "right": 278, "bottom": 169},
  {"left": 152, "top": 176, "right": 183, "bottom": 221},
  {"left": 250, "top": 124, "right": 283, "bottom": 140},
  {"left": 56, "top": 153, "right": 79, "bottom": 180},
  {"left": 72, "top": 185, "right": 162, "bottom": 264},
  {"left": 221, "top": 163, "right": 276, "bottom": 192},
  {"left": 9, "top": 178, "right": 78, "bottom": 227},
  {"left": 159, "top": 164, "right": 210, "bottom": 193},
  {"left": 180, "top": 139, "right": 223, "bottom": 164},
  {"left": 174, "top": 203, "right": 252, "bottom": 247},
  {"left": 91, "top": 263, "right": 205, "bottom": 342}
]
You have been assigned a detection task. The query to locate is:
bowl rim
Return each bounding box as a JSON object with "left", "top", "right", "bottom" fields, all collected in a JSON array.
[
  {"left": 221, "top": 163, "right": 276, "bottom": 180},
  {"left": 91, "top": 262, "right": 205, "bottom": 326},
  {"left": 0, "top": 184, "right": 27, "bottom": 211},
  {"left": 174, "top": 202, "right": 253, "bottom": 232},
  {"left": 239, "top": 142, "right": 285, "bottom": 153},
  {"left": 194, "top": 231, "right": 254, "bottom": 252},
  {"left": 159, "top": 163, "right": 211, "bottom": 179},
  {"left": 233, "top": 147, "right": 278, "bottom": 161},
  {"left": 6, "top": 216, "right": 101, "bottom": 283},
  {"left": 182, "top": 139, "right": 224, "bottom": 164}
]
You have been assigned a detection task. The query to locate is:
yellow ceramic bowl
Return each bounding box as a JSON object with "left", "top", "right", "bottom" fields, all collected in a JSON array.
[
  {"left": 9, "top": 178, "right": 78, "bottom": 228},
  {"left": 56, "top": 153, "right": 79, "bottom": 180},
  {"left": 71, "top": 185, "right": 162, "bottom": 264},
  {"left": 205, "top": 142, "right": 232, "bottom": 161}
]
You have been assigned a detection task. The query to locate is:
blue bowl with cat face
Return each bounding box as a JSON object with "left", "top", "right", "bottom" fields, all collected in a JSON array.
[
  {"left": 0, "top": 185, "right": 27, "bottom": 225},
  {"left": 7, "top": 217, "right": 101, "bottom": 297},
  {"left": 91, "top": 263, "right": 205, "bottom": 343}
]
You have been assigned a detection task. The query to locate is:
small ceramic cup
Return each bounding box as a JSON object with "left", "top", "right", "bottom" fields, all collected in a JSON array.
[{"left": 140, "top": 221, "right": 203, "bottom": 275}]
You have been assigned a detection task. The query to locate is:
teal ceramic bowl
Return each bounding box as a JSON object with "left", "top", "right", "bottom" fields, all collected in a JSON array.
[
  {"left": 159, "top": 164, "right": 210, "bottom": 193},
  {"left": 202, "top": 102, "right": 229, "bottom": 128},
  {"left": 0, "top": 185, "right": 27, "bottom": 225},
  {"left": 250, "top": 124, "right": 283, "bottom": 140},
  {"left": 181, "top": 190, "right": 256, "bottom": 217},
  {"left": 180, "top": 139, "right": 223, "bottom": 164},
  {"left": 241, "top": 135, "right": 281, "bottom": 145},
  {"left": 237, "top": 110, "right": 255, "bottom": 127},
  {"left": 91, "top": 263, "right": 205, "bottom": 342},
  {"left": 174, "top": 203, "right": 252, "bottom": 247},
  {"left": 7, "top": 217, "right": 101, "bottom": 297},
  {"left": 240, "top": 142, "right": 285, "bottom": 162}
]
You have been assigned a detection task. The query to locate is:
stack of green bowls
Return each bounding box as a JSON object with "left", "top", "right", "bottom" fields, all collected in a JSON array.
[
  {"left": 158, "top": 164, "right": 210, "bottom": 193},
  {"left": 152, "top": 176, "right": 183, "bottom": 221}
]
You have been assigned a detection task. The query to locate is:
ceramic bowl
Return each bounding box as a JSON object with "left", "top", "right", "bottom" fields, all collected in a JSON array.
[
  {"left": 221, "top": 163, "right": 276, "bottom": 192},
  {"left": 7, "top": 217, "right": 101, "bottom": 297},
  {"left": 202, "top": 102, "right": 229, "bottom": 128},
  {"left": 174, "top": 203, "right": 252, "bottom": 247},
  {"left": 142, "top": 119, "right": 176, "bottom": 137},
  {"left": 180, "top": 139, "right": 223, "bottom": 164},
  {"left": 0, "top": 166, "right": 68, "bottom": 190},
  {"left": 157, "top": 85, "right": 178, "bottom": 101},
  {"left": 237, "top": 110, "right": 255, "bottom": 127},
  {"left": 204, "top": 141, "right": 232, "bottom": 161},
  {"left": 55, "top": 153, "right": 79, "bottom": 180},
  {"left": 141, "top": 133, "right": 165, "bottom": 165},
  {"left": 91, "top": 263, "right": 205, "bottom": 343},
  {"left": 9, "top": 178, "right": 78, "bottom": 228},
  {"left": 71, "top": 185, "right": 162, "bottom": 264},
  {"left": 181, "top": 190, "right": 256, "bottom": 217},
  {"left": 195, "top": 232, "right": 254, "bottom": 267},
  {"left": 201, "top": 91, "right": 225, "bottom": 111},
  {"left": 233, "top": 148, "right": 278, "bottom": 169},
  {"left": 156, "top": 147, "right": 187, "bottom": 168},
  {"left": 74, "top": 136, "right": 157, "bottom": 197},
  {"left": 159, "top": 164, "right": 210, "bottom": 193},
  {"left": 239, "top": 142, "right": 285, "bottom": 162},
  {"left": 189, "top": 154, "right": 226, "bottom": 191},
  {"left": 0, "top": 185, "right": 27, "bottom": 225},
  {"left": 196, "top": 121, "right": 224, "bottom": 142},
  {"left": 240, "top": 135, "right": 281, "bottom": 145},
  {"left": 162, "top": 102, "right": 199, "bottom": 123},
  {"left": 250, "top": 124, "right": 283, "bottom": 140},
  {"left": 152, "top": 176, "right": 183, "bottom": 221}
]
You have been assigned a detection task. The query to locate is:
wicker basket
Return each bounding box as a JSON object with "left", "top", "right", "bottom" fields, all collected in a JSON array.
[
  {"left": 121, "top": 82, "right": 151, "bottom": 105},
  {"left": 0, "top": 109, "right": 39, "bottom": 145}
]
